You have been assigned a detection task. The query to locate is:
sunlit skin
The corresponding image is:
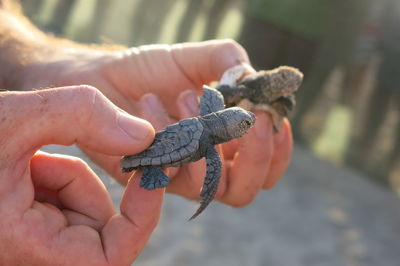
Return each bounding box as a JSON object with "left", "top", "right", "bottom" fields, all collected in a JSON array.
[{"left": 0, "top": 2, "right": 293, "bottom": 265}]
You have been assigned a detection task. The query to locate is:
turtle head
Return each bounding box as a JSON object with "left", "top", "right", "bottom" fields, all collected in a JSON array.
[
  {"left": 264, "top": 66, "right": 303, "bottom": 99},
  {"left": 214, "top": 107, "right": 256, "bottom": 141}
]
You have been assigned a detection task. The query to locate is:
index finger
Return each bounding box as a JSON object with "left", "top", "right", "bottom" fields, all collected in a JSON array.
[{"left": 101, "top": 171, "right": 164, "bottom": 265}]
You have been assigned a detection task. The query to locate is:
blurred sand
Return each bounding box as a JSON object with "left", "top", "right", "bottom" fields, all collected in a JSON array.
[{"left": 42, "top": 145, "right": 400, "bottom": 266}]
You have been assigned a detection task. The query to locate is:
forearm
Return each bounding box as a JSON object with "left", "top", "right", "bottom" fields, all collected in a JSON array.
[
  {"left": 0, "top": 2, "right": 54, "bottom": 90},
  {"left": 0, "top": 2, "right": 123, "bottom": 91}
]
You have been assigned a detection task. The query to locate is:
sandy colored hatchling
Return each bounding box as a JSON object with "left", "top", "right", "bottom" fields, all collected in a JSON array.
[
  {"left": 121, "top": 86, "right": 256, "bottom": 220},
  {"left": 216, "top": 64, "right": 303, "bottom": 132}
]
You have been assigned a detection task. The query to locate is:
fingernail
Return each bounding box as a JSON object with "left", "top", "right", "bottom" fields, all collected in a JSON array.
[
  {"left": 117, "top": 112, "right": 154, "bottom": 141},
  {"left": 274, "top": 119, "right": 289, "bottom": 144},
  {"left": 240, "top": 62, "right": 256, "bottom": 73},
  {"left": 140, "top": 93, "right": 172, "bottom": 130},
  {"left": 142, "top": 93, "right": 164, "bottom": 113},
  {"left": 181, "top": 90, "right": 199, "bottom": 116},
  {"left": 254, "top": 113, "right": 273, "bottom": 139}
]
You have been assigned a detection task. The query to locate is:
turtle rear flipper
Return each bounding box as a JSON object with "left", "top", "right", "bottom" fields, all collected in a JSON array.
[
  {"left": 140, "top": 166, "right": 170, "bottom": 190},
  {"left": 189, "top": 147, "right": 221, "bottom": 220}
]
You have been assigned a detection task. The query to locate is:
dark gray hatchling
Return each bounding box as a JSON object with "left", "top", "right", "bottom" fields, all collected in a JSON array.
[
  {"left": 217, "top": 64, "right": 303, "bottom": 132},
  {"left": 121, "top": 86, "right": 256, "bottom": 220}
]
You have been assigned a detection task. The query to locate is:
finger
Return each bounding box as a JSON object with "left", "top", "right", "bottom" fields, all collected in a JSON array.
[
  {"left": 116, "top": 40, "right": 249, "bottom": 95},
  {"left": 263, "top": 119, "right": 293, "bottom": 189},
  {"left": 220, "top": 112, "right": 274, "bottom": 207},
  {"left": 4, "top": 86, "right": 154, "bottom": 158},
  {"left": 30, "top": 152, "right": 115, "bottom": 230},
  {"left": 170, "top": 39, "right": 250, "bottom": 86},
  {"left": 108, "top": 40, "right": 248, "bottom": 120},
  {"left": 101, "top": 171, "right": 164, "bottom": 265},
  {"left": 82, "top": 150, "right": 130, "bottom": 185},
  {"left": 138, "top": 93, "right": 173, "bottom": 130},
  {"left": 221, "top": 139, "right": 239, "bottom": 160}
]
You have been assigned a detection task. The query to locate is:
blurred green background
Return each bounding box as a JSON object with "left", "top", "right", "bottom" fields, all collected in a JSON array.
[{"left": 20, "top": 0, "right": 400, "bottom": 194}]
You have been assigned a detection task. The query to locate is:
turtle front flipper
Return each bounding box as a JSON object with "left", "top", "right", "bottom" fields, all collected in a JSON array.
[
  {"left": 140, "top": 166, "right": 170, "bottom": 190},
  {"left": 219, "top": 64, "right": 255, "bottom": 87},
  {"left": 189, "top": 147, "right": 222, "bottom": 220},
  {"left": 199, "top": 85, "right": 225, "bottom": 116},
  {"left": 216, "top": 64, "right": 255, "bottom": 108}
]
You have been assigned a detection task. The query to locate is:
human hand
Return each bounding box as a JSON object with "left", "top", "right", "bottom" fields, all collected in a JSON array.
[
  {"left": 24, "top": 39, "right": 292, "bottom": 207},
  {"left": 0, "top": 86, "right": 162, "bottom": 265}
]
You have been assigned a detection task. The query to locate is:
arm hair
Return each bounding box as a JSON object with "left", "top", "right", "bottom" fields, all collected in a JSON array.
[{"left": 0, "top": 0, "right": 124, "bottom": 90}]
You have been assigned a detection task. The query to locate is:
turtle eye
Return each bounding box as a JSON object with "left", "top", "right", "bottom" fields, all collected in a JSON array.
[{"left": 240, "top": 120, "right": 251, "bottom": 129}]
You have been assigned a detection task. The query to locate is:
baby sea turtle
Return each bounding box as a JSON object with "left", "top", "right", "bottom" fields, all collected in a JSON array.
[
  {"left": 121, "top": 86, "right": 256, "bottom": 220},
  {"left": 217, "top": 64, "right": 303, "bottom": 132}
]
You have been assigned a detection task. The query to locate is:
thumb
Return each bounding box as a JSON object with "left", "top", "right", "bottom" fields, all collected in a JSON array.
[{"left": 2, "top": 85, "right": 154, "bottom": 158}]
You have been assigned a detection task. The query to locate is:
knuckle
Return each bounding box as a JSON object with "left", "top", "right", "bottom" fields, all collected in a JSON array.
[
  {"left": 0, "top": 92, "right": 17, "bottom": 129},
  {"left": 147, "top": 218, "right": 158, "bottom": 232},
  {"left": 69, "top": 85, "right": 102, "bottom": 125},
  {"left": 229, "top": 196, "right": 255, "bottom": 208},
  {"left": 73, "top": 85, "right": 99, "bottom": 103},
  {"left": 217, "top": 39, "right": 241, "bottom": 50},
  {"left": 69, "top": 156, "right": 88, "bottom": 167},
  {"left": 262, "top": 183, "right": 274, "bottom": 190},
  {"left": 214, "top": 184, "right": 227, "bottom": 200},
  {"left": 226, "top": 186, "right": 260, "bottom": 208},
  {"left": 133, "top": 214, "right": 158, "bottom": 235},
  {"left": 213, "top": 39, "right": 247, "bottom": 58},
  {"left": 63, "top": 156, "right": 91, "bottom": 174}
]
